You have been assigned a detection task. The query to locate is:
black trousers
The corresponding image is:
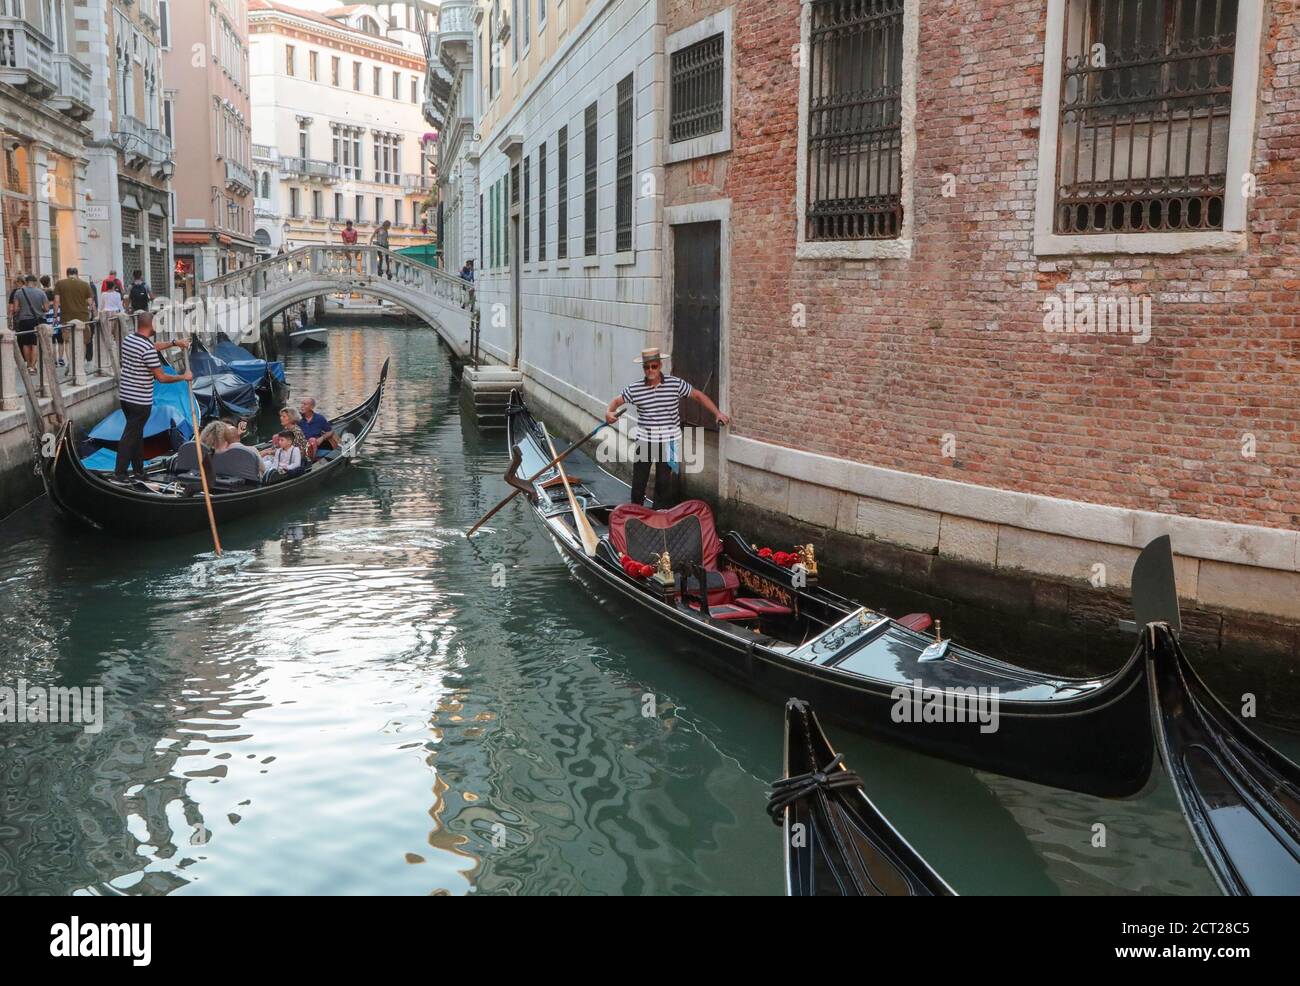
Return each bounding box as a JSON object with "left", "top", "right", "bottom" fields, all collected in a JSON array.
[
  {"left": 115, "top": 400, "right": 152, "bottom": 477},
  {"left": 630, "top": 441, "right": 677, "bottom": 508}
]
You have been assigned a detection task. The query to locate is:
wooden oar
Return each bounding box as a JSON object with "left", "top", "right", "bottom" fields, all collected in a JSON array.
[
  {"left": 181, "top": 345, "right": 222, "bottom": 556},
  {"left": 466, "top": 405, "right": 625, "bottom": 537},
  {"left": 542, "top": 422, "right": 600, "bottom": 557}
]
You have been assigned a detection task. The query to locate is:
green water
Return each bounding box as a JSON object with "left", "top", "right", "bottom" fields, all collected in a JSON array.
[{"left": 0, "top": 325, "right": 1220, "bottom": 895}]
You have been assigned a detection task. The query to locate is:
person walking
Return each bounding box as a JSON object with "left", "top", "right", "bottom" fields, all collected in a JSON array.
[
  {"left": 371, "top": 220, "right": 393, "bottom": 278},
  {"left": 458, "top": 259, "right": 475, "bottom": 309},
  {"left": 38, "top": 274, "right": 63, "bottom": 367},
  {"left": 53, "top": 266, "right": 96, "bottom": 364},
  {"left": 9, "top": 274, "right": 49, "bottom": 374},
  {"left": 115, "top": 312, "right": 191, "bottom": 482},
  {"left": 604, "top": 347, "right": 728, "bottom": 509},
  {"left": 100, "top": 270, "right": 124, "bottom": 296},
  {"left": 341, "top": 219, "right": 360, "bottom": 274},
  {"left": 127, "top": 269, "right": 154, "bottom": 314}
]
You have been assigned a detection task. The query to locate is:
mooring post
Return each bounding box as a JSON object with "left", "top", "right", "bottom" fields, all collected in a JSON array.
[{"left": 0, "top": 328, "right": 17, "bottom": 411}]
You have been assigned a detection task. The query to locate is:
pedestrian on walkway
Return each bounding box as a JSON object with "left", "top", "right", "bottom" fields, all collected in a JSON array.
[
  {"left": 101, "top": 270, "right": 124, "bottom": 296},
  {"left": 604, "top": 347, "right": 729, "bottom": 509},
  {"left": 371, "top": 220, "right": 393, "bottom": 278},
  {"left": 9, "top": 274, "right": 49, "bottom": 374},
  {"left": 459, "top": 259, "right": 475, "bottom": 309},
  {"left": 115, "top": 312, "right": 191, "bottom": 482},
  {"left": 53, "top": 266, "right": 96, "bottom": 363},
  {"left": 341, "top": 219, "right": 360, "bottom": 274},
  {"left": 39, "top": 274, "right": 64, "bottom": 367},
  {"left": 127, "top": 270, "right": 154, "bottom": 314}
]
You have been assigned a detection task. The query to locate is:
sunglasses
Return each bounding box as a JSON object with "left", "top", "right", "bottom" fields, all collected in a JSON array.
[{"left": 645, "top": 362, "right": 662, "bottom": 370}]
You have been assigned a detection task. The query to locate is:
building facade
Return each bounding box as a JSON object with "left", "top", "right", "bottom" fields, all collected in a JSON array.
[
  {"left": 71, "top": 0, "right": 173, "bottom": 295},
  {"left": 248, "top": 0, "right": 435, "bottom": 257},
  {"left": 162, "top": 0, "right": 255, "bottom": 296},
  {"left": 424, "top": 0, "right": 476, "bottom": 276},
  {"left": 0, "top": 0, "right": 93, "bottom": 300}
]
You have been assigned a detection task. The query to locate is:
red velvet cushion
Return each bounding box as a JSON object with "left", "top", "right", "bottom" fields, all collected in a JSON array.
[
  {"left": 687, "top": 601, "right": 758, "bottom": 621},
  {"left": 609, "top": 499, "right": 722, "bottom": 569},
  {"left": 735, "top": 596, "right": 793, "bottom": 617}
]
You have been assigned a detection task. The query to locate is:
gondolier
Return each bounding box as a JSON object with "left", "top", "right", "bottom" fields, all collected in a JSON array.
[
  {"left": 604, "top": 347, "right": 728, "bottom": 508},
  {"left": 114, "top": 312, "right": 191, "bottom": 482}
]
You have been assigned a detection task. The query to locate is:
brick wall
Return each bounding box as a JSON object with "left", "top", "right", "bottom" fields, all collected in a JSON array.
[{"left": 727, "top": 0, "right": 1300, "bottom": 532}]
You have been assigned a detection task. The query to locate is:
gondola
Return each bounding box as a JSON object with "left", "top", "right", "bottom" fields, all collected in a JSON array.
[
  {"left": 212, "top": 334, "right": 289, "bottom": 406},
  {"left": 770, "top": 698, "right": 956, "bottom": 896},
  {"left": 1134, "top": 539, "right": 1300, "bottom": 896},
  {"left": 40, "top": 359, "right": 389, "bottom": 537},
  {"left": 289, "top": 326, "right": 329, "bottom": 349},
  {"left": 505, "top": 392, "right": 1153, "bottom": 798}
]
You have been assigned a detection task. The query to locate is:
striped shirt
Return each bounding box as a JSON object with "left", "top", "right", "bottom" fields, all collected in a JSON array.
[
  {"left": 622, "top": 374, "right": 693, "bottom": 442},
  {"left": 119, "top": 332, "right": 161, "bottom": 405}
]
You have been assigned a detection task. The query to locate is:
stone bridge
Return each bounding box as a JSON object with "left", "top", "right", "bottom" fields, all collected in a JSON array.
[{"left": 195, "top": 245, "right": 475, "bottom": 358}]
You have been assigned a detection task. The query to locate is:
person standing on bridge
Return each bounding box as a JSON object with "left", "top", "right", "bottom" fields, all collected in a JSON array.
[
  {"left": 371, "top": 220, "right": 393, "bottom": 279},
  {"left": 341, "top": 219, "right": 360, "bottom": 274},
  {"left": 115, "top": 312, "right": 191, "bottom": 483}
]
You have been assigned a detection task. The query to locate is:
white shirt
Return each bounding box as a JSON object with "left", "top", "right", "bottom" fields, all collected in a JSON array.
[{"left": 101, "top": 290, "right": 123, "bottom": 313}]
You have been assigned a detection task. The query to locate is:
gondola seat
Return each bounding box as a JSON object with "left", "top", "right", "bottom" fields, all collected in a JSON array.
[
  {"left": 734, "top": 596, "right": 794, "bottom": 618},
  {"left": 686, "top": 601, "right": 759, "bottom": 621},
  {"left": 609, "top": 500, "right": 739, "bottom": 605}
]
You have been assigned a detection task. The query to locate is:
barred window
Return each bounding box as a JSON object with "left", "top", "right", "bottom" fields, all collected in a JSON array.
[
  {"left": 806, "top": 0, "right": 903, "bottom": 242},
  {"left": 1055, "top": 0, "right": 1237, "bottom": 235},
  {"left": 670, "top": 34, "right": 724, "bottom": 143},
  {"left": 538, "top": 141, "right": 548, "bottom": 262},
  {"left": 523, "top": 154, "right": 531, "bottom": 263},
  {"left": 557, "top": 127, "right": 569, "bottom": 259},
  {"left": 584, "top": 103, "right": 597, "bottom": 256},
  {"left": 616, "top": 75, "right": 634, "bottom": 253}
]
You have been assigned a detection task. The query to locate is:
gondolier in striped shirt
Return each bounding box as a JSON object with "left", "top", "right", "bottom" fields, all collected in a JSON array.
[
  {"left": 604, "top": 347, "right": 728, "bottom": 509},
  {"left": 114, "top": 312, "right": 191, "bottom": 482}
]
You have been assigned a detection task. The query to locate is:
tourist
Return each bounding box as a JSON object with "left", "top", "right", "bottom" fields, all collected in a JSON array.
[
  {"left": 127, "top": 270, "right": 153, "bottom": 314},
  {"left": 100, "top": 270, "right": 124, "bottom": 296},
  {"left": 38, "top": 275, "right": 63, "bottom": 367},
  {"left": 459, "top": 259, "right": 475, "bottom": 283},
  {"left": 341, "top": 219, "right": 360, "bottom": 274},
  {"left": 277, "top": 407, "right": 310, "bottom": 459},
  {"left": 222, "top": 422, "right": 263, "bottom": 472},
  {"left": 9, "top": 274, "right": 49, "bottom": 374},
  {"left": 371, "top": 219, "right": 393, "bottom": 278},
  {"left": 53, "top": 266, "right": 95, "bottom": 365},
  {"left": 262, "top": 431, "right": 303, "bottom": 477},
  {"left": 100, "top": 279, "right": 124, "bottom": 316},
  {"left": 115, "top": 312, "right": 191, "bottom": 482},
  {"left": 298, "top": 397, "right": 339, "bottom": 456},
  {"left": 604, "top": 347, "right": 728, "bottom": 509}
]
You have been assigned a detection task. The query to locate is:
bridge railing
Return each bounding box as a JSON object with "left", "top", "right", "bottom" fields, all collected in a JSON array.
[{"left": 201, "top": 245, "right": 472, "bottom": 313}]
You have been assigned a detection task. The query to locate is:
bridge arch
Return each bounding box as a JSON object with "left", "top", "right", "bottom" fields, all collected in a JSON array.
[{"left": 197, "top": 245, "right": 474, "bottom": 359}]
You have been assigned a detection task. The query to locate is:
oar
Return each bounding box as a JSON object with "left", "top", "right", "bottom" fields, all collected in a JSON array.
[
  {"left": 466, "top": 405, "right": 625, "bottom": 537},
  {"left": 542, "top": 422, "right": 600, "bottom": 557},
  {"left": 181, "top": 345, "right": 223, "bottom": 556}
]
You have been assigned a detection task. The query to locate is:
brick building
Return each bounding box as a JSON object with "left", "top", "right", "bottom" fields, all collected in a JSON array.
[{"left": 658, "top": 0, "right": 1300, "bottom": 641}]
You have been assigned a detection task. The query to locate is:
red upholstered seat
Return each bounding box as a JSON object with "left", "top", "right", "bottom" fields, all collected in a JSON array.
[
  {"left": 687, "top": 601, "right": 758, "bottom": 622},
  {"left": 610, "top": 500, "right": 737, "bottom": 604},
  {"left": 735, "top": 597, "right": 794, "bottom": 618},
  {"left": 897, "top": 612, "right": 933, "bottom": 632}
]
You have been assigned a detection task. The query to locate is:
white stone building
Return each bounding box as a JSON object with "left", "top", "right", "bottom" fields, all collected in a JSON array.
[
  {"left": 423, "top": 0, "right": 477, "bottom": 276},
  {"left": 248, "top": 0, "right": 436, "bottom": 256}
]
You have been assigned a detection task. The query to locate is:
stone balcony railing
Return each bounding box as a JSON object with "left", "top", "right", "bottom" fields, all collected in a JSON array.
[
  {"left": 281, "top": 156, "right": 341, "bottom": 182},
  {"left": 401, "top": 173, "right": 435, "bottom": 194},
  {"left": 226, "top": 158, "right": 254, "bottom": 194},
  {"left": 0, "top": 16, "right": 56, "bottom": 97},
  {"left": 252, "top": 143, "right": 277, "bottom": 162},
  {"left": 50, "top": 51, "right": 92, "bottom": 118},
  {"left": 115, "top": 114, "right": 174, "bottom": 170}
]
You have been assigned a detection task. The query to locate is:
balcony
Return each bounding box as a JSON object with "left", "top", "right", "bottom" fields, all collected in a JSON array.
[
  {"left": 401, "top": 173, "right": 435, "bottom": 194},
  {"left": 114, "top": 115, "right": 174, "bottom": 174},
  {"left": 226, "top": 158, "right": 254, "bottom": 195},
  {"left": 49, "top": 52, "right": 92, "bottom": 121},
  {"left": 0, "top": 16, "right": 57, "bottom": 97},
  {"left": 252, "top": 144, "right": 277, "bottom": 162},
  {"left": 281, "top": 156, "right": 340, "bottom": 182}
]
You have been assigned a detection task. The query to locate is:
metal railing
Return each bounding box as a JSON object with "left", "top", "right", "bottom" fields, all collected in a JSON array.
[{"left": 281, "top": 156, "right": 341, "bottom": 181}]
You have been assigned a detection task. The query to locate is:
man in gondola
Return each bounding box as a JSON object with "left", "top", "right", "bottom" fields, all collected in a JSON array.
[
  {"left": 115, "top": 312, "right": 191, "bottom": 482},
  {"left": 604, "top": 347, "right": 728, "bottom": 509},
  {"left": 298, "top": 397, "right": 340, "bottom": 458}
]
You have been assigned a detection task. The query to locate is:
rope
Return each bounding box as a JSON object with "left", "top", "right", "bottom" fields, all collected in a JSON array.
[{"left": 766, "top": 753, "right": 865, "bottom": 826}]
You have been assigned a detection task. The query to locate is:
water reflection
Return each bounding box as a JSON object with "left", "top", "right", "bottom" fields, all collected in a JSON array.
[{"left": 0, "top": 326, "right": 1220, "bottom": 895}]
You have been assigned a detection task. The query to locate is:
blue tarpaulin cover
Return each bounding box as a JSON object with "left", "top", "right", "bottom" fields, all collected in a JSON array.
[{"left": 214, "top": 337, "right": 286, "bottom": 385}]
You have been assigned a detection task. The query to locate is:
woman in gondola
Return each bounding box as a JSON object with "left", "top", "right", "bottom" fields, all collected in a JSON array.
[{"left": 604, "top": 347, "right": 728, "bottom": 508}]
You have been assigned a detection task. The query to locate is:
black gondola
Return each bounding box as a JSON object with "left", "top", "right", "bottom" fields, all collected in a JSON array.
[
  {"left": 770, "top": 698, "right": 956, "bottom": 896},
  {"left": 40, "top": 359, "right": 389, "bottom": 538},
  {"left": 1134, "top": 540, "right": 1300, "bottom": 896},
  {"left": 505, "top": 393, "right": 1153, "bottom": 798}
]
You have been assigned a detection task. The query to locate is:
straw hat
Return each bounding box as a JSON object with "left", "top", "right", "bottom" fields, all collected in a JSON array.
[{"left": 634, "top": 347, "right": 669, "bottom": 365}]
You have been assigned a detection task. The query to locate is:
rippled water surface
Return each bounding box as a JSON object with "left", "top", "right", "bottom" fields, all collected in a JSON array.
[{"left": 0, "top": 325, "right": 1220, "bottom": 895}]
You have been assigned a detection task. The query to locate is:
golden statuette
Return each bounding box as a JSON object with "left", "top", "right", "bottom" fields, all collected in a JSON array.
[
  {"left": 796, "top": 543, "right": 818, "bottom": 576},
  {"left": 653, "top": 551, "right": 674, "bottom": 584}
]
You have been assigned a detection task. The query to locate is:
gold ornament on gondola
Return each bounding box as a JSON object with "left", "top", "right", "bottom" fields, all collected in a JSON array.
[
  {"left": 653, "top": 550, "right": 675, "bottom": 585},
  {"left": 796, "top": 543, "right": 818, "bottom": 577}
]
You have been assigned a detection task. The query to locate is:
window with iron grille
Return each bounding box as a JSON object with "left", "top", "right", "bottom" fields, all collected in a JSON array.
[
  {"left": 538, "top": 142, "right": 547, "bottom": 262},
  {"left": 523, "top": 155, "right": 531, "bottom": 263},
  {"left": 670, "top": 33, "right": 723, "bottom": 142},
  {"left": 805, "top": 0, "right": 904, "bottom": 242},
  {"left": 510, "top": 162, "right": 519, "bottom": 206},
  {"left": 1054, "top": 0, "right": 1238, "bottom": 235},
  {"left": 557, "top": 127, "right": 568, "bottom": 259},
  {"left": 616, "top": 75, "right": 634, "bottom": 252},
  {"left": 584, "top": 103, "right": 597, "bottom": 255}
]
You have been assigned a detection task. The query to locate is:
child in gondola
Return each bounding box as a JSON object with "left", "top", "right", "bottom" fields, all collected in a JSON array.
[{"left": 262, "top": 430, "right": 303, "bottom": 478}]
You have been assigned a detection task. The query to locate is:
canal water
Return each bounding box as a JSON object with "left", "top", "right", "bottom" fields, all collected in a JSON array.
[{"left": 0, "top": 324, "right": 1220, "bottom": 895}]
